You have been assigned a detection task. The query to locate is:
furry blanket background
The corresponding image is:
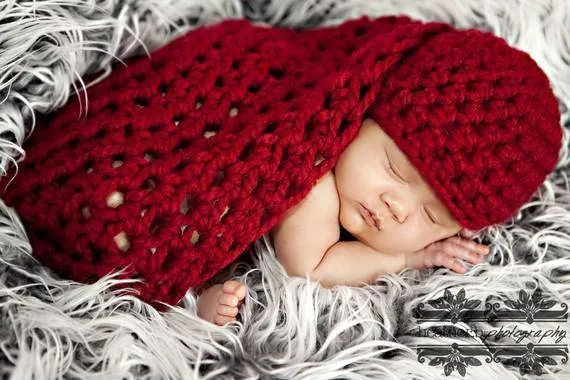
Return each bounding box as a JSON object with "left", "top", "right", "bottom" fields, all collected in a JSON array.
[{"left": 1, "top": 0, "right": 569, "bottom": 379}]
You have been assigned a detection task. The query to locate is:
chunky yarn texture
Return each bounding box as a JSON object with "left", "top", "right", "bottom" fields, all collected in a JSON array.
[{"left": 1, "top": 15, "right": 561, "bottom": 309}]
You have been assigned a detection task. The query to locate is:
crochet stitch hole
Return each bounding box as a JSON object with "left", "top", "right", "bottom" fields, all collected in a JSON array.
[
  {"left": 144, "top": 151, "right": 158, "bottom": 162},
  {"left": 124, "top": 124, "right": 133, "bottom": 137},
  {"left": 248, "top": 83, "right": 262, "bottom": 94},
  {"left": 359, "top": 84, "right": 370, "bottom": 99},
  {"left": 85, "top": 160, "right": 94, "bottom": 174},
  {"left": 190, "top": 230, "right": 200, "bottom": 245},
  {"left": 374, "top": 53, "right": 387, "bottom": 63},
  {"left": 95, "top": 128, "right": 107, "bottom": 139},
  {"left": 213, "top": 170, "right": 225, "bottom": 186},
  {"left": 71, "top": 252, "right": 82, "bottom": 261},
  {"left": 180, "top": 196, "right": 194, "bottom": 215},
  {"left": 203, "top": 123, "right": 220, "bottom": 138},
  {"left": 268, "top": 67, "right": 284, "bottom": 79},
  {"left": 149, "top": 124, "right": 162, "bottom": 133},
  {"left": 323, "top": 93, "right": 332, "bottom": 109},
  {"left": 55, "top": 174, "right": 69, "bottom": 187},
  {"left": 88, "top": 242, "right": 103, "bottom": 264},
  {"left": 219, "top": 205, "right": 230, "bottom": 221},
  {"left": 159, "top": 83, "right": 168, "bottom": 96},
  {"left": 161, "top": 254, "right": 178, "bottom": 272},
  {"left": 68, "top": 137, "right": 80, "bottom": 149},
  {"left": 81, "top": 205, "right": 91, "bottom": 219},
  {"left": 195, "top": 100, "right": 203, "bottom": 110},
  {"left": 196, "top": 54, "right": 206, "bottom": 63},
  {"left": 215, "top": 76, "right": 224, "bottom": 88},
  {"left": 238, "top": 142, "right": 254, "bottom": 160},
  {"left": 106, "top": 191, "right": 124, "bottom": 208},
  {"left": 105, "top": 102, "right": 118, "bottom": 112},
  {"left": 173, "top": 114, "right": 184, "bottom": 126},
  {"left": 354, "top": 26, "right": 367, "bottom": 36},
  {"left": 231, "top": 60, "right": 241, "bottom": 70},
  {"left": 173, "top": 161, "right": 188, "bottom": 172},
  {"left": 112, "top": 154, "right": 124, "bottom": 168},
  {"left": 134, "top": 97, "right": 149, "bottom": 108},
  {"left": 180, "top": 69, "right": 189, "bottom": 78},
  {"left": 264, "top": 122, "right": 278, "bottom": 134},
  {"left": 283, "top": 91, "right": 295, "bottom": 101},
  {"left": 149, "top": 216, "right": 162, "bottom": 235},
  {"left": 258, "top": 104, "right": 270, "bottom": 114},
  {"left": 314, "top": 153, "right": 325, "bottom": 166},
  {"left": 142, "top": 177, "right": 157, "bottom": 191},
  {"left": 338, "top": 118, "right": 350, "bottom": 134},
  {"left": 228, "top": 107, "right": 239, "bottom": 118},
  {"left": 114, "top": 231, "right": 130, "bottom": 252},
  {"left": 174, "top": 138, "right": 191, "bottom": 151}
]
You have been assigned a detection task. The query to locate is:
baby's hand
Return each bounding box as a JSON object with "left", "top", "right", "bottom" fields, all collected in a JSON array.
[{"left": 404, "top": 235, "right": 491, "bottom": 273}]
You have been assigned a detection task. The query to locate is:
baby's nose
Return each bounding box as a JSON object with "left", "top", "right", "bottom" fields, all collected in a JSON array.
[{"left": 382, "top": 193, "right": 407, "bottom": 223}]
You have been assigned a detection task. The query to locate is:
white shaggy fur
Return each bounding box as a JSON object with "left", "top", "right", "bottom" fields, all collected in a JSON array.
[{"left": 0, "top": 0, "right": 569, "bottom": 379}]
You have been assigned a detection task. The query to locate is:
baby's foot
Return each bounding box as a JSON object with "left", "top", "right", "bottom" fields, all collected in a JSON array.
[{"left": 197, "top": 280, "right": 247, "bottom": 326}]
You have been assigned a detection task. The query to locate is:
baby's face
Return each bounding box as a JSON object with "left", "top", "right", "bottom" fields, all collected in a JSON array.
[{"left": 334, "top": 118, "right": 463, "bottom": 254}]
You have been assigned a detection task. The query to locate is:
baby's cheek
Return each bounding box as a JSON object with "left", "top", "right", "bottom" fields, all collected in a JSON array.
[{"left": 338, "top": 200, "right": 365, "bottom": 235}]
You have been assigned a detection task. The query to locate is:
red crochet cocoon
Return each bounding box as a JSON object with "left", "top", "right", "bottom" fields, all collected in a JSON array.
[{"left": 1, "top": 16, "right": 561, "bottom": 310}]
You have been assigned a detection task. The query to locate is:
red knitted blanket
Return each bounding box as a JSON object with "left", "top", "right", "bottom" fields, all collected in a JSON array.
[{"left": 1, "top": 15, "right": 560, "bottom": 310}]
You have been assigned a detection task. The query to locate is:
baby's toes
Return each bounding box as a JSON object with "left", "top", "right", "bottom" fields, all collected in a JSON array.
[
  {"left": 217, "top": 304, "right": 238, "bottom": 317},
  {"left": 222, "top": 280, "right": 247, "bottom": 301},
  {"left": 218, "top": 293, "right": 239, "bottom": 307},
  {"left": 214, "top": 314, "right": 235, "bottom": 326}
]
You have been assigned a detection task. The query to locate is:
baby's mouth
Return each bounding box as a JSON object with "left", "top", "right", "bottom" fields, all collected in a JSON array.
[{"left": 359, "top": 203, "right": 383, "bottom": 231}]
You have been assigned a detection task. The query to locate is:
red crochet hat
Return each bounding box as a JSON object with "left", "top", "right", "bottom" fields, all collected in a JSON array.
[
  {"left": 1, "top": 16, "right": 561, "bottom": 310},
  {"left": 367, "top": 26, "right": 562, "bottom": 231}
]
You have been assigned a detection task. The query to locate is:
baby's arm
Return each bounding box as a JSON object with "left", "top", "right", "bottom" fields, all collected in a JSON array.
[
  {"left": 271, "top": 170, "right": 405, "bottom": 287},
  {"left": 310, "top": 240, "right": 406, "bottom": 288},
  {"left": 270, "top": 171, "right": 340, "bottom": 278}
]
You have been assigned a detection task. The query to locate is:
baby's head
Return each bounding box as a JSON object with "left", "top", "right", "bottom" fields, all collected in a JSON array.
[
  {"left": 335, "top": 118, "right": 463, "bottom": 253},
  {"left": 334, "top": 28, "right": 562, "bottom": 255}
]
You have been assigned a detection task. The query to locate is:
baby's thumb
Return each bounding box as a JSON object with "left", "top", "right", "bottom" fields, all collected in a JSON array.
[{"left": 459, "top": 228, "right": 477, "bottom": 239}]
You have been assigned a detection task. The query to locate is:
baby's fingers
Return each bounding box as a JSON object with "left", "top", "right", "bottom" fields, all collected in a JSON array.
[
  {"left": 433, "top": 240, "right": 484, "bottom": 265},
  {"left": 431, "top": 251, "right": 466, "bottom": 273},
  {"left": 450, "top": 236, "right": 490, "bottom": 256}
]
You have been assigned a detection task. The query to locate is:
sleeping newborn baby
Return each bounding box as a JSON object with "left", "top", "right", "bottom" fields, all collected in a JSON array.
[
  {"left": 196, "top": 118, "right": 491, "bottom": 325},
  {"left": 2, "top": 16, "right": 561, "bottom": 319}
]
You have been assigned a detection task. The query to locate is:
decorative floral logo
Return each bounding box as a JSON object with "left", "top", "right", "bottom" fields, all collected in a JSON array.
[
  {"left": 503, "top": 289, "right": 557, "bottom": 324},
  {"left": 413, "top": 287, "right": 568, "bottom": 376},
  {"left": 425, "top": 288, "right": 481, "bottom": 323},
  {"left": 516, "top": 343, "right": 557, "bottom": 375},
  {"left": 427, "top": 343, "right": 482, "bottom": 376}
]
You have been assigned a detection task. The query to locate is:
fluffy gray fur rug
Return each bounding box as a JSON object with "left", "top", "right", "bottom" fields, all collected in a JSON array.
[{"left": 1, "top": 0, "right": 569, "bottom": 379}]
